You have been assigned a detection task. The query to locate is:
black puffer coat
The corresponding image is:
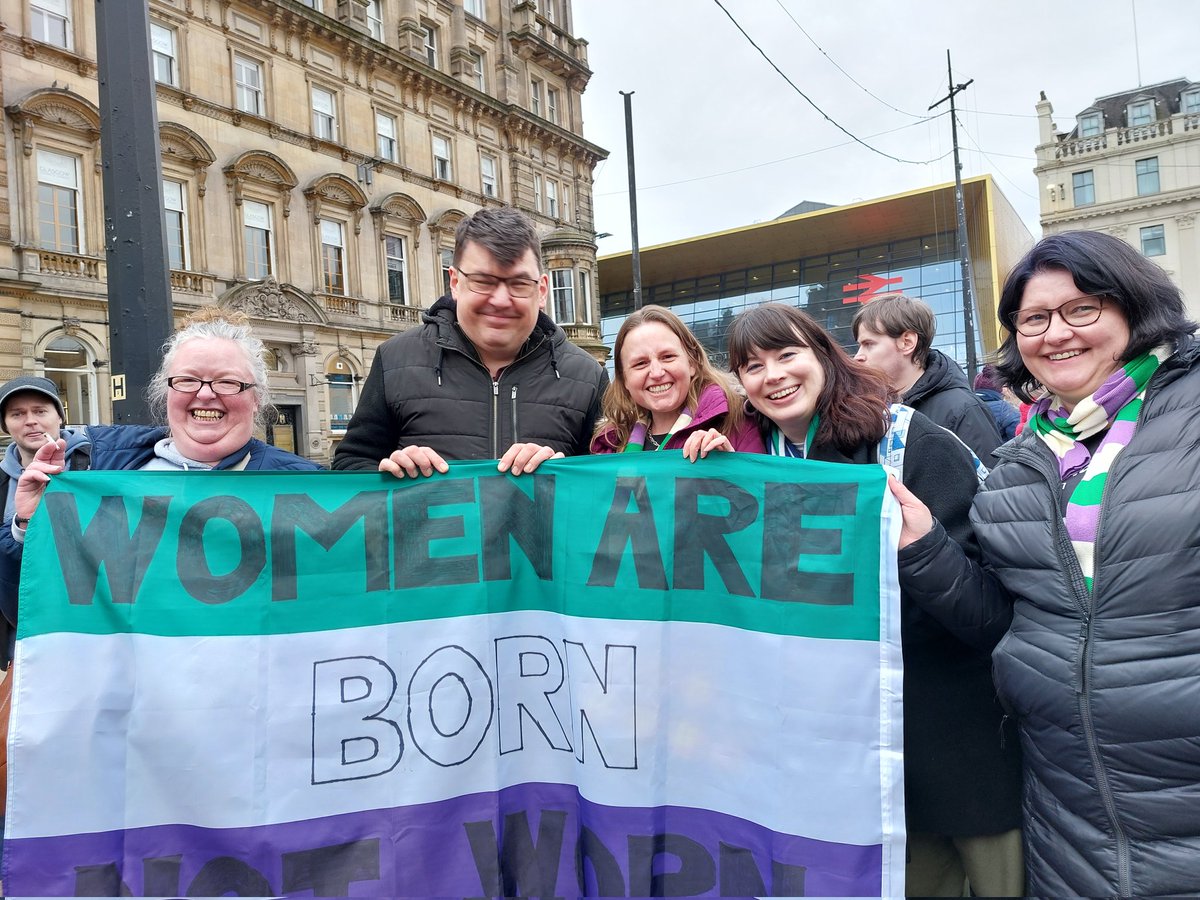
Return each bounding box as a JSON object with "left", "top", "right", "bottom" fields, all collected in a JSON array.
[
  {"left": 904, "top": 350, "right": 1003, "bottom": 466},
  {"left": 900, "top": 339, "right": 1200, "bottom": 897},
  {"left": 333, "top": 296, "right": 607, "bottom": 469}
]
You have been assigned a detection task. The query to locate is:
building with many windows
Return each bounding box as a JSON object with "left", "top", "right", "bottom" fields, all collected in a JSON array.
[
  {"left": 1036, "top": 78, "right": 1200, "bottom": 317},
  {"left": 0, "top": 0, "right": 607, "bottom": 461},
  {"left": 598, "top": 176, "right": 1033, "bottom": 371}
]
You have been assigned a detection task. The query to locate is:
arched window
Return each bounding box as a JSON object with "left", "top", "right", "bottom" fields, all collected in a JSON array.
[
  {"left": 323, "top": 357, "right": 361, "bottom": 432},
  {"left": 42, "top": 334, "right": 97, "bottom": 425}
]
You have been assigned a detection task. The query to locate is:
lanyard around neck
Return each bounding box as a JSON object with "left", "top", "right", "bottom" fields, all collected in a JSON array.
[
  {"left": 623, "top": 408, "right": 695, "bottom": 453},
  {"left": 772, "top": 415, "right": 819, "bottom": 458}
]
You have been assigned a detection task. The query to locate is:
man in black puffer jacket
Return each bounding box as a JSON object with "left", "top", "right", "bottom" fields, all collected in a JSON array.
[
  {"left": 853, "top": 294, "right": 1002, "bottom": 466},
  {"left": 334, "top": 207, "right": 607, "bottom": 477}
]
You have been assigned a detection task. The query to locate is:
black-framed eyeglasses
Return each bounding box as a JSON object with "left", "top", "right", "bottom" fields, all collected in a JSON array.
[
  {"left": 456, "top": 270, "right": 540, "bottom": 299},
  {"left": 1008, "top": 296, "right": 1106, "bottom": 337},
  {"left": 166, "top": 376, "right": 256, "bottom": 395}
]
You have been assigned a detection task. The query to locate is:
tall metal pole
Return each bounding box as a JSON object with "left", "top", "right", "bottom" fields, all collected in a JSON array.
[
  {"left": 95, "top": 0, "right": 174, "bottom": 423},
  {"left": 929, "top": 50, "right": 978, "bottom": 381},
  {"left": 619, "top": 90, "right": 642, "bottom": 309}
]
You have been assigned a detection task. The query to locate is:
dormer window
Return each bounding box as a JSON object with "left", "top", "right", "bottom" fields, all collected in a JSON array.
[
  {"left": 1077, "top": 112, "right": 1102, "bottom": 137},
  {"left": 1183, "top": 88, "right": 1200, "bottom": 115},
  {"left": 1127, "top": 99, "right": 1155, "bottom": 126}
]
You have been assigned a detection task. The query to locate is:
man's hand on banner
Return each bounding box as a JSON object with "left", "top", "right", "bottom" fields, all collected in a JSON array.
[
  {"left": 681, "top": 428, "right": 733, "bottom": 461},
  {"left": 887, "top": 474, "right": 934, "bottom": 548},
  {"left": 497, "top": 442, "right": 562, "bottom": 476},
  {"left": 379, "top": 445, "right": 450, "bottom": 478},
  {"left": 14, "top": 437, "right": 65, "bottom": 523}
]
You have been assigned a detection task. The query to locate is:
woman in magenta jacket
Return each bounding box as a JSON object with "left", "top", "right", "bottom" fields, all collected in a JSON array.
[{"left": 590, "top": 305, "right": 763, "bottom": 458}]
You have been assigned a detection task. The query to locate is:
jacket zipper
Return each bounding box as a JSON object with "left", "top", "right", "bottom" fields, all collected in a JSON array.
[
  {"left": 490, "top": 378, "right": 500, "bottom": 459},
  {"left": 510, "top": 385, "right": 519, "bottom": 445}
]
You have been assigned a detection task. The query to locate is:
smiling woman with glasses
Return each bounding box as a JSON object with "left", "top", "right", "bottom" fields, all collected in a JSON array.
[{"left": 889, "top": 230, "right": 1200, "bottom": 897}]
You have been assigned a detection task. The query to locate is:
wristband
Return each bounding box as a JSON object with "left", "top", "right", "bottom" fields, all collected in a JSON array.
[{"left": 13, "top": 515, "right": 29, "bottom": 528}]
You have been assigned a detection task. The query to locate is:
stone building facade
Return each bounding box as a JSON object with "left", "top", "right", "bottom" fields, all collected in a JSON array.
[
  {"left": 1035, "top": 79, "right": 1200, "bottom": 318},
  {"left": 0, "top": 0, "right": 607, "bottom": 462}
]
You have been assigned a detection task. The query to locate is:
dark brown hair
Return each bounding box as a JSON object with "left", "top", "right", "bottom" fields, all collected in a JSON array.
[
  {"left": 727, "top": 303, "right": 893, "bottom": 452},
  {"left": 850, "top": 293, "right": 936, "bottom": 368}
]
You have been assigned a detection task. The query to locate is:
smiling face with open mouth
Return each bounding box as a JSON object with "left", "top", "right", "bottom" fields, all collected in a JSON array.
[
  {"left": 166, "top": 337, "right": 260, "bottom": 464},
  {"left": 618, "top": 321, "right": 698, "bottom": 434},
  {"left": 1016, "top": 269, "right": 1131, "bottom": 412},
  {"left": 736, "top": 334, "right": 827, "bottom": 445}
]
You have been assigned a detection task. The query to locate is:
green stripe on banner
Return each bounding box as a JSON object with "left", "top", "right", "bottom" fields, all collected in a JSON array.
[{"left": 19, "top": 453, "right": 888, "bottom": 642}]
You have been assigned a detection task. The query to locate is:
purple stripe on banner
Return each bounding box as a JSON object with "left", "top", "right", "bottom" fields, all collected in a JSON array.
[{"left": 4, "top": 782, "right": 882, "bottom": 896}]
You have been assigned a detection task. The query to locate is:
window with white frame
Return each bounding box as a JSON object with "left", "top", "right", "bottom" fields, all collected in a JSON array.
[
  {"left": 469, "top": 50, "right": 485, "bottom": 91},
  {"left": 366, "top": 0, "right": 384, "bottom": 40},
  {"left": 560, "top": 181, "right": 570, "bottom": 222},
  {"left": 327, "top": 370, "right": 356, "bottom": 431},
  {"left": 311, "top": 86, "right": 338, "bottom": 141},
  {"left": 37, "top": 149, "right": 81, "bottom": 253},
  {"left": 551, "top": 269, "right": 574, "bottom": 322},
  {"left": 440, "top": 248, "right": 454, "bottom": 296},
  {"left": 481, "top": 155, "right": 498, "bottom": 198},
  {"left": 162, "top": 179, "right": 189, "bottom": 270},
  {"left": 578, "top": 269, "right": 592, "bottom": 323},
  {"left": 1140, "top": 224, "right": 1165, "bottom": 257},
  {"left": 542, "top": 0, "right": 556, "bottom": 23},
  {"left": 1072, "top": 170, "right": 1095, "bottom": 207},
  {"left": 1136, "top": 157, "right": 1159, "bottom": 195},
  {"left": 31, "top": 0, "right": 71, "bottom": 50},
  {"left": 422, "top": 23, "right": 438, "bottom": 68},
  {"left": 1127, "top": 99, "right": 1154, "bottom": 126},
  {"left": 530, "top": 78, "right": 543, "bottom": 117},
  {"left": 547, "top": 87, "right": 559, "bottom": 125},
  {"left": 546, "top": 179, "right": 558, "bottom": 218},
  {"left": 376, "top": 112, "right": 398, "bottom": 162},
  {"left": 432, "top": 134, "right": 452, "bottom": 180},
  {"left": 150, "top": 23, "right": 179, "bottom": 87},
  {"left": 385, "top": 235, "right": 408, "bottom": 304},
  {"left": 234, "top": 54, "right": 264, "bottom": 116},
  {"left": 1077, "top": 112, "right": 1102, "bottom": 137},
  {"left": 465, "top": 0, "right": 485, "bottom": 19},
  {"left": 533, "top": 174, "right": 543, "bottom": 213},
  {"left": 297, "top": 0, "right": 318, "bottom": 8},
  {"left": 320, "top": 219, "right": 346, "bottom": 295},
  {"left": 242, "top": 199, "right": 274, "bottom": 280},
  {"left": 1184, "top": 89, "right": 1200, "bottom": 115}
]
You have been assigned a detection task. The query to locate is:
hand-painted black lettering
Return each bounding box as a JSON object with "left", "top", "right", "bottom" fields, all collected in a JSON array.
[
  {"left": 185, "top": 856, "right": 272, "bottom": 896},
  {"left": 673, "top": 478, "right": 756, "bottom": 596},
  {"left": 587, "top": 477, "right": 667, "bottom": 589},
  {"left": 574, "top": 826, "right": 626, "bottom": 897},
  {"left": 407, "top": 645, "right": 493, "bottom": 767},
  {"left": 464, "top": 809, "right": 567, "bottom": 899},
  {"left": 177, "top": 497, "right": 265, "bottom": 604},
  {"left": 480, "top": 474, "right": 555, "bottom": 582},
  {"left": 393, "top": 479, "right": 478, "bottom": 588},
  {"left": 312, "top": 656, "right": 402, "bottom": 783},
  {"left": 271, "top": 492, "right": 390, "bottom": 601},
  {"left": 761, "top": 482, "right": 857, "bottom": 605},
  {"left": 628, "top": 832, "right": 717, "bottom": 896},
  {"left": 46, "top": 493, "right": 170, "bottom": 606},
  {"left": 280, "top": 839, "right": 381, "bottom": 896}
]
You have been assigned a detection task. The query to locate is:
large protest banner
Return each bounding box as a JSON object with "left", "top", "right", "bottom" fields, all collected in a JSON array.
[{"left": 5, "top": 452, "right": 904, "bottom": 896}]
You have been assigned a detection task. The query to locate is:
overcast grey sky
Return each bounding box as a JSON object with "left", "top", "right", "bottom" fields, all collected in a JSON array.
[{"left": 573, "top": 0, "right": 1195, "bottom": 253}]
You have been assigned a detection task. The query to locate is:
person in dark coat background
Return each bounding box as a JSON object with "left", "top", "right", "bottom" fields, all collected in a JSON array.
[
  {"left": 853, "top": 293, "right": 1003, "bottom": 465},
  {"left": 973, "top": 364, "right": 1020, "bottom": 440}
]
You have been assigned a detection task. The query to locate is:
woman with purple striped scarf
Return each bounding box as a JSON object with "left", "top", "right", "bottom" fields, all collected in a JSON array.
[{"left": 892, "top": 231, "right": 1200, "bottom": 897}]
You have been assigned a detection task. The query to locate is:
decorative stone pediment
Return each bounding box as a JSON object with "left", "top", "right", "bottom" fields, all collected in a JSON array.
[
  {"left": 427, "top": 206, "right": 468, "bottom": 241},
  {"left": 220, "top": 278, "right": 326, "bottom": 325},
  {"left": 159, "top": 122, "right": 216, "bottom": 169},
  {"left": 6, "top": 88, "right": 101, "bottom": 155}
]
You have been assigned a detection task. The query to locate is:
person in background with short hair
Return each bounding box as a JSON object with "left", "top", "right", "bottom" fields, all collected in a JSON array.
[
  {"left": 728, "top": 302, "right": 1024, "bottom": 898},
  {"left": 333, "top": 206, "right": 607, "bottom": 478},
  {"left": 973, "top": 364, "right": 1020, "bottom": 440},
  {"left": 853, "top": 293, "right": 1002, "bottom": 465},
  {"left": 590, "top": 305, "right": 762, "bottom": 458},
  {"left": 894, "top": 230, "right": 1200, "bottom": 896}
]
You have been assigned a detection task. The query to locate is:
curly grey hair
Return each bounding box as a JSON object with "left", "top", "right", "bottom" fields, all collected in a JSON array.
[{"left": 145, "top": 308, "right": 273, "bottom": 431}]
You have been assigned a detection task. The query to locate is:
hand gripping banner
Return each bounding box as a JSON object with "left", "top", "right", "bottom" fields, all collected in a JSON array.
[{"left": 5, "top": 452, "right": 905, "bottom": 896}]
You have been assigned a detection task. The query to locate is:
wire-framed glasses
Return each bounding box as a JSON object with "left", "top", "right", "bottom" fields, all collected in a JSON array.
[
  {"left": 166, "top": 376, "right": 256, "bottom": 395},
  {"left": 1009, "top": 296, "right": 1105, "bottom": 337},
  {"left": 457, "top": 270, "right": 540, "bottom": 299}
]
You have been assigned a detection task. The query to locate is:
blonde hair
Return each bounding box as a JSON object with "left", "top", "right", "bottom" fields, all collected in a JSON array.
[
  {"left": 596, "top": 305, "right": 743, "bottom": 449},
  {"left": 146, "top": 306, "right": 272, "bottom": 429}
]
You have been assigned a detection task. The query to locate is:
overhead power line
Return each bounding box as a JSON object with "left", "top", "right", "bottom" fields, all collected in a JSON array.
[
  {"left": 711, "top": 0, "right": 943, "bottom": 166},
  {"left": 772, "top": 0, "right": 931, "bottom": 121}
]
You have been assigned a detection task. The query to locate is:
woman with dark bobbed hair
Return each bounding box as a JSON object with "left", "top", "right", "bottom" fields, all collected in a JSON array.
[{"left": 893, "top": 230, "right": 1200, "bottom": 896}]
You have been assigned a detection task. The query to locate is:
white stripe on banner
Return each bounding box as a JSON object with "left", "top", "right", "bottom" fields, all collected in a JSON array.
[{"left": 10, "top": 613, "right": 890, "bottom": 846}]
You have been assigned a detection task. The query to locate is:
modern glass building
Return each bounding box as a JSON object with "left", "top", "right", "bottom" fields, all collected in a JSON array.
[{"left": 598, "top": 176, "right": 1033, "bottom": 371}]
